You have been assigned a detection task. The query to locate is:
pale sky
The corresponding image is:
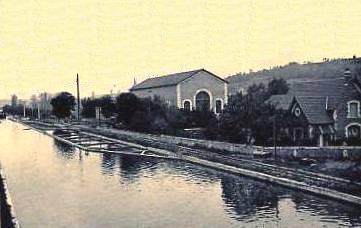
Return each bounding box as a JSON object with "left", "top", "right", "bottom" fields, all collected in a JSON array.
[{"left": 1, "top": 0, "right": 361, "bottom": 100}]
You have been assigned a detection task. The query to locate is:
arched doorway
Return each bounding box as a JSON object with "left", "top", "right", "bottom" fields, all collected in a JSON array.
[
  {"left": 195, "top": 91, "right": 211, "bottom": 111},
  {"left": 346, "top": 124, "right": 361, "bottom": 138},
  {"left": 183, "top": 100, "right": 191, "bottom": 111}
]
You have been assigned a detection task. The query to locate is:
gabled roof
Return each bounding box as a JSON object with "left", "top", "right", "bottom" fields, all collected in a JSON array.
[
  {"left": 130, "top": 69, "right": 227, "bottom": 91},
  {"left": 266, "top": 94, "right": 293, "bottom": 110},
  {"left": 294, "top": 96, "right": 334, "bottom": 124},
  {"left": 289, "top": 78, "right": 348, "bottom": 110}
]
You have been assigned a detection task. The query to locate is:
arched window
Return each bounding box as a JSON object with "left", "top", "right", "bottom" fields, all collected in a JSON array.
[
  {"left": 346, "top": 124, "right": 361, "bottom": 138},
  {"left": 347, "top": 100, "right": 360, "bottom": 118},
  {"left": 183, "top": 100, "right": 191, "bottom": 111},
  {"left": 215, "top": 99, "right": 223, "bottom": 114},
  {"left": 195, "top": 91, "right": 210, "bottom": 111}
]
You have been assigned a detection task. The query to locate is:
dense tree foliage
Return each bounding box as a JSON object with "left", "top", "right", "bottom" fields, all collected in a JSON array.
[
  {"left": 216, "top": 78, "right": 290, "bottom": 145},
  {"left": 98, "top": 95, "right": 116, "bottom": 118},
  {"left": 115, "top": 93, "right": 142, "bottom": 125},
  {"left": 81, "top": 98, "right": 97, "bottom": 118},
  {"left": 2, "top": 104, "right": 32, "bottom": 116},
  {"left": 81, "top": 95, "right": 116, "bottom": 119},
  {"left": 267, "top": 78, "right": 289, "bottom": 96},
  {"left": 50, "top": 92, "right": 76, "bottom": 119}
]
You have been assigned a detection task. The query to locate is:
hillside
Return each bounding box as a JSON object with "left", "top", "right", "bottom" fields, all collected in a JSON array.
[{"left": 227, "top": 57, "right": 361, "bottom": 95}]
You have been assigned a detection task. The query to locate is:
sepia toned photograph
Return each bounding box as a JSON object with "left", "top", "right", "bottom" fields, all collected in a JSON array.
[{"left": 1, "top": 0, "right": 361, "bottom": 227}]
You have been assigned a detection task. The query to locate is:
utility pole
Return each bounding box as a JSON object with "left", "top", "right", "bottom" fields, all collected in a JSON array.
[
  {"left": 76, "top": 73, "right": 80, "bottom": 121},
  {"left": 273, "top": 116, "right": 277, "bottom": 160},
  {"left": 37, "top": 103, "right": 40, "bottom": 119}
]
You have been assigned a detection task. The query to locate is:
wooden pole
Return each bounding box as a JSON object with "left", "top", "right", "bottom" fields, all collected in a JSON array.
[
  {"left": 76, "top": 73, "right": 80, "bottom": 121},
  {"left": 273, "top": 117, "right": 277, "bottom": 160},
  {"left": 37, "top": 103, "right": 40, "bottom": 119}
]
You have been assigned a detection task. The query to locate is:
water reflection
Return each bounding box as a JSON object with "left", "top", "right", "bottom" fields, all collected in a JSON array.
[
  {"left": 292, "top": 194, "right": 361, "bottom": 227},
  {"left": 51, "top": 137, "right": 361, "bottom": 227},
  {"left": 220, "top": 175, "right": 282, "bottom": 221},
  {"left": 118, "top": 155, "right": 157, "bottom": 184},
  {"left": 53, "top": 140, "right": 76, "bottom": 159},
  {"left": 220, "top": 174, "right": 361, "bottom": 227},
  {"left": 101, "top": 153, "right": 117, "bottom": 176}
]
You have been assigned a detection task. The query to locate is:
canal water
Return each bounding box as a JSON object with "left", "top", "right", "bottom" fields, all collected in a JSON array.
[{"left": 0, "top": 120, "right": 361, "bottom": 227}]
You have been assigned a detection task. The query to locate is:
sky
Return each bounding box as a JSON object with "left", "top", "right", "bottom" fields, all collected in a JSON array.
[{"left": 1, "top": 0, "right": 361, "bottom": 100}]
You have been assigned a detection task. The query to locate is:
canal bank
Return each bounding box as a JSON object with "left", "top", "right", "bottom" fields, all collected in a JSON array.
[
  {"left": 0, "top": 163, "right": 19, "bottom": 228},
  {"left": 17, "top": 119, "right": 361, "bottom": 207}
]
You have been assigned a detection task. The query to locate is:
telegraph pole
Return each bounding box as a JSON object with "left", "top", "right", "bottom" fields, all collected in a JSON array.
[
  {"left": 273, "top": 116, "right": 277, "bottom": 160},
  {"left": 23, "top": 102, "right": 26, "bottom": 118},
  {"left": 37, "top": 102, "right": 41, "bottom": 120},
  {"left": 76, "top": 73, "right": 80, "bottom": 121}
]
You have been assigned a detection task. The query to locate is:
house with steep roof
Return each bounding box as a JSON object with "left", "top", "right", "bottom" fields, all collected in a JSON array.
[
  {"left": 267, "top": 69, "right": 361, "bottom": 146},
  {"left": 130, "top": 69, "right": 228, "bottom": 114}
]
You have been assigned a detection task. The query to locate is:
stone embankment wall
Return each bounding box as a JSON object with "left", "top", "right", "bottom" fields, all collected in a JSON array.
[
  {"left": 80, "top": 126, "right": 361, "bottom": 160},
  {"left": 0, "top": 164, "right": 19, "bottom": 228},
  {"left": 268, "top": 146, "right": 361, "bottom": 160},
  {"left": 79, "top": 126, "right": 255, "bottom": 154}
]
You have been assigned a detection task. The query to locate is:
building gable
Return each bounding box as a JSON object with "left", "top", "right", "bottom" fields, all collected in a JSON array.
[
  {"left": 293, "top": 96, "right": 334, "bottom": 124},
  {"left": 290, "top": 98, "right": 308, "bottom": 123},
  {"left": 180, "top": 70, "right": 227, "bottom": 86}
]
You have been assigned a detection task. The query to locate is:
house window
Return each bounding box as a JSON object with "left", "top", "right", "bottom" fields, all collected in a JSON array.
[
  {"left": 183, "top": 100, "right": 191, "bottom": 111},
  {"left": 347, "top": 101, "right": 360, "bottom": 118},
  {"left": 215, "top": 99, "right": 222, "bottom": 114},
  {"left": 294, "top": 107, "right": 301, "bottom": 117},
  {"left": 346, "top": 124, "right": 361, "bottom": 138},
  {"left": 347, "top": 125, "right": 360, "bottom": 138}
]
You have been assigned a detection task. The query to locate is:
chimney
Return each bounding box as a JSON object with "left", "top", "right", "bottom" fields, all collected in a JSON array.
[{"left": 344, "top": 68, "right": 352, "bottom": 86}]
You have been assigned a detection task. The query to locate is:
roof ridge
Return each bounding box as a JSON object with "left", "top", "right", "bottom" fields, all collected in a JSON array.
[
  {"left": 153, "top": 68, "right": 203, "bottom": 79},
  {"left": 130, "top": 68, "right": 206, "bottom": 91},
  {"left": 138, "top": 69, "right": 203, "bottom": 81}
]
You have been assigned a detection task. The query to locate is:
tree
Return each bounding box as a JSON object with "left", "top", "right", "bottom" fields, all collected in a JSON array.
[
  {"left": 98, "top": 95, "right": 115, "bottom": 118},
  {"left": 267, "top": 78, "right": 289, "bottom": 96},
  {"left": 30, "top": 94, "right": 38, "bottom": 118},
  {"left": 39, "top": 92, "right": 52, "bottom": 119},
  {"left": 11, "top": 94, "right": 18, "bottom": 108},
  {"left": 216, "top": 79, "right": 288, "bottom": 145},
  {"left": 115, "top": 93, "right": 141, "bottom": 124},
  {"left": 50, "top": 92, "right": 76, "bottom": 119},
  {"left": 81, "top": 97, "right": 97, "bottom": 118}
]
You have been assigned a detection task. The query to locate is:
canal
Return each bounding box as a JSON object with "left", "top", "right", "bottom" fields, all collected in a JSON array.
[{"left": 0, "top": 120, "right": 361, "bottom": 227}]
